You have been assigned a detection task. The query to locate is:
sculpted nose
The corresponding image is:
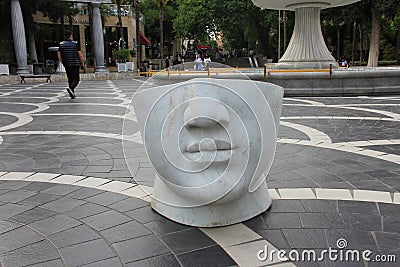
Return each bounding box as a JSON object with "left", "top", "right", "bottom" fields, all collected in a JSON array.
[{"left": 184, "top": 100, "right": 230, "bottom": 128}]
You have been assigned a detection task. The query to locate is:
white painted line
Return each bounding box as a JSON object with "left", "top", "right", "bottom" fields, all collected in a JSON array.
[
  {"left": 201, "top": 223, "right": 261, "bottom": 248},
  {"left": 315, "top": 188, "right": 353, "bottom": 201},
  {"left": 278, "top": 188, "right": 316, "bottom": 200},
  {"left": 0, "top": 172, "right": 6, "bottom": 177},
  {"left": 280, "top": 121, "right": 331, "bottom": 143},
  {"left": 49, "top": 175, "right": 86, "bottom": 184},
  {"left": 353, "top": 190, "right": 392, "bottom": 204},
  {"left": 74, "top": 177, "right": 111, "bottom": 187},
  {"left": 25, "top": 173, "right": 61, "bottom": 182},
  {"left": 268, "top": 189, "right": 281, "bottom": 199},
  {"left": 393, "top": 193, "right": 400, "bottom": 204},
  {"left": 97, "top": 180, "right": 135, "bottom": 193},
  {"left": 0, "top": 172, "right": 34, "bottom": 180},
  {"left": 224, "top": 239, "right": 287, "bottom": 267}
]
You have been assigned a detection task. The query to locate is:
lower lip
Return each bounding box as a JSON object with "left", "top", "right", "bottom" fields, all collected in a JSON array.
[{"left": 185, "top": 150, "right": 232, "bottom": 162}]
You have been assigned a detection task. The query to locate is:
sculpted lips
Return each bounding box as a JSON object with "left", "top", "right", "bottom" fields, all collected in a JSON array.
[{"left": 186, "top": 139, "right": 232, "bottom": 153}]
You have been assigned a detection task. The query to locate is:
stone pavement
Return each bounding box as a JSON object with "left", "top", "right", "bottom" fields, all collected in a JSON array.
[{"left": 0, "top": 80, "right": 399, "bottom": 267}]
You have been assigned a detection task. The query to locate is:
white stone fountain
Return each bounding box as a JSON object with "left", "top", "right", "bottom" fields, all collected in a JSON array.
[{"left": 252, "top": 0, "right": 361, "bottom": 69}]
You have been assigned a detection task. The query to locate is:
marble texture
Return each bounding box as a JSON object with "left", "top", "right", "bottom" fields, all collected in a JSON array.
[{"left": 133, "top": 78, "right": 284, "bottom": 227}]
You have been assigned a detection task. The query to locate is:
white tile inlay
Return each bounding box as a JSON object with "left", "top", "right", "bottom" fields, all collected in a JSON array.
[
  {"left": 393, "top": 193, "right": 400, "bottom": 204},
  {"left": 74, "top": 177, "right": 110, "bottom": 187},
  {"left": 201, "top": 223, "right": 261, "bottom": 248},
  {"left": 353, "top": 190, "right": 393, "bottom": 203},
  {"left": 25, "top": 173, "right": 60, "bottom": 182},
  {"left": 120, "top": 185, "right": 150, "bottom": 199},
  {"left": 0, "top": 172, "right": 34, "bottom": 180},
  {"left": 0, "top": 172, "right": 6, "bottom": 177},
  {"left": 49, "top": 175, "right": 86, "bottom": 184},
  {"left": 278, "top": 188, "right": 316, "bottom": 199},
  {"left": 97, "top": 180, "right": 135, "bottom": 193},
  {"left": 315, "top": 188, "right": 353, "bottom": 201},
  {"left": 224, "top": 239, "right": 286, "bottom": 267},
  {"left": 268, "top": 189, "right": 281, "bottom": 199}
]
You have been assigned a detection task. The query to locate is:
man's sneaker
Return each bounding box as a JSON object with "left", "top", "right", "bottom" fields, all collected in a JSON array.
[{"left": 67, "top": 88, "right": 75, "bottom": 99}]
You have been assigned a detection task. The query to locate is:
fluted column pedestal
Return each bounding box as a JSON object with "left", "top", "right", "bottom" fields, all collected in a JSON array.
[
  {"left": 278, "top": 7, "right": 338, "bottom": 69},
  {"left": 11, "top": 0, "right": 29, "bottom": 74},
  {"left": 92, "top": 2, "right": 107, "bottom": 73}
]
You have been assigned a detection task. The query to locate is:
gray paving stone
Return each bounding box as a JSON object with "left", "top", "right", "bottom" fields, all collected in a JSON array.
[
  {"left": 108, "top": 197, "right": 149, "bottom": 212},
  {"left": 341, "top": 213, "right": 382, "bottom": 231},
  {"left": 28, "top": 214, "right": 81, "bottom": 236},
  {"left": 268, "top": 200, "right": 306, "bottom": 213},
  {"left": 299, "top": 213, "right": 346, "bottom": 229},
  {"left": 0, "top": 190, "right": 37, "bottom": 203},
  {"left": 41, "top": 184, "right": 81, "bottom": 196},
  {"left": 382, "top": 216, "right": 400, "bottom": 234},
  {"left": 112, "top": 235, "right": 170, "bottom": 264},
  {"left": 100, "top": 221, "right": 152, "bottom": 243},
  {"left": 301, "top": 200, "right": 338, "bottom": 213},
  {"left": 81, "top": 257, "right": 123, "bottom": 267},
  {"left": 0, "top": 239, "right": 60, "bottom": 266},
  {"left": 59, "top": 239, "right": 117, "bottom": 267},
  {"left": 125, "top": 253, "right": 180, "bottom": 267},
  {"left": 10, "top": 207, "right": 59, "bottom": 224},
  {"left": 27, "top": 259, "right": 64, "bottom": 267},
  {"left": 338, "top": 201, "right": 379, "bottom": 215},
  {"left": 177, "top": 245, "right": 236, "bottom": 267},
  {"left": 80, "top": 210, "right": 131, "bottom": 231},
  {"left": 0, "top": 180, "right": 32, "bottom": 190},
  {"left": 65, "top": 187, "right": 104, "bottom": 199},
  {"left": 65, "top": 202, "right": 110, "bottom": 219},
  {"left": 49, "top": 224, "right": 101, "bottom": 248},
  {"left": 20, "top": 181, "right": 57, "bottom": 192},
  {"left": 125, "top": 206, "right": 165, "bottom": 224},
  {"left": 264, "top": 213, "right": 303, "bottom": 229},
  {"left": 18, "top": 192, "right": 62, "bottom": 206},
  {"left": 282, "top": 229, "right": 328, "bottom": 249},
  {"left": 39, "top": 197, "right": 86, "bottom": 213},
  {"left": 0, "top": 203, "right": 34, "bottom": 220},
  {"left": 0, "top": 220, "right": 22, "bottom": 235},
  {"left": 161, "top": 228, "right": 215, "bottom": 255},
  {"left": 0, "top": 226, "right": 45, "bottom": 254},
  {"left": 144, "top": 218, "right": 190, "bottom": 236},
  {"left": 85, "top": 191, "right": 129, "bottom": 206},
  {"left": 325, "top": 229, "right": 379, "bottom": 251}
]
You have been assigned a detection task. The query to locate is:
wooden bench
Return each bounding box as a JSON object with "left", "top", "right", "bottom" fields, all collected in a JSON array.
[{"left": 19, "top": 74, "right": 51, "bottom": 84}]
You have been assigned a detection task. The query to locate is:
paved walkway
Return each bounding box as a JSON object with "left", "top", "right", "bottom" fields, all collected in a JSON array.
[{"left": 0, "top": 80, "right": 399, "bottom": 266}]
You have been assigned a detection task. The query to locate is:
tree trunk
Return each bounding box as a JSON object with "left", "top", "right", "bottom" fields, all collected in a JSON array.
[
  {"left": 160, "top": 7, "right": 164, "bottom": 63},
  {"left": 336, "top": 27, "right": 340, "bottom": 61},
  {"left": 135, "top": 0, "right": 141, "bottom": 69},
  {"left": 27, "top": 29, "right": 38, "bottom": 63},
  {"left": 367, "top": 0, "right": 381, "bottom": 67},
  {"left": 396, "top": 22, "right": 400, "bottom": 64}
]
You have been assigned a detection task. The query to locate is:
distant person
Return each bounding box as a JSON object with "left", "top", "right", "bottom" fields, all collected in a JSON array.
[
  {"left": 57, "top": 30, "right": 84, "bottom": 99},
  {"left": 204, "top": 54, "right": 212, "bottom": 68},
  {"left": 194, "top": 54, "right": 203, "bottom": 70},
  {"left": 341, "top": 57, "right": 348, "bottom": 68},
  {"left": 165, "top": 56, "right": 170, "bottom": 69}
]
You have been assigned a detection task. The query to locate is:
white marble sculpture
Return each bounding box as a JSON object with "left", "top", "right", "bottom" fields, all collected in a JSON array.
[
  {"left": 133, "top": 78, "right": 284, "bottom": 227},
  {"left": 252, "top": 0, "right": 360, "bottom": 69}
]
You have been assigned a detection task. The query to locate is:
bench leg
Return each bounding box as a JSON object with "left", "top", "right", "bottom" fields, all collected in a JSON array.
[{"left": 20, "top": 78, "right": 25, "bottom": 84}]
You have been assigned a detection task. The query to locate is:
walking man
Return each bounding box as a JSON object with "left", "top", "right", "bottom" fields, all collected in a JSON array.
[{"left": 57, "top": 30, "right": 85, "bottom": 99}]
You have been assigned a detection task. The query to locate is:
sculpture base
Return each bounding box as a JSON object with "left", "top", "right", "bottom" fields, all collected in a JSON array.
[
  {"left": 151, "top": 179, "right": 272, "bottom": 227},
  {"left": 276, "top": 60, "right": 338, "bottom": 69}
]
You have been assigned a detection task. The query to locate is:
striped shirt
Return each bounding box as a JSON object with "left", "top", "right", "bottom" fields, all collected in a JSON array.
[{"left": 58, "top": 40, "right": 81, "bottom": 67}]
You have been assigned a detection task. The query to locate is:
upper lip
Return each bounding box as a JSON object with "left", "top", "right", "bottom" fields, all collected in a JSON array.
[{"left": 186, "top": 140, "right": 232, "bottom": 153}]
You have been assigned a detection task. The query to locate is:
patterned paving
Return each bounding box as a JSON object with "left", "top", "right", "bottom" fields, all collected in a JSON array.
[{"left": 0, "top": 80, "right": 399, "bottom": 266}]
